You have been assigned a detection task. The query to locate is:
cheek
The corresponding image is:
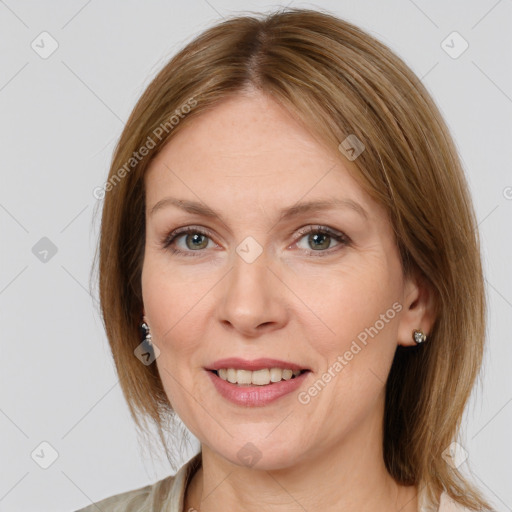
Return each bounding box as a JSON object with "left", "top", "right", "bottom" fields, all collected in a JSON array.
[
  {"left": 141, "top": 261, "right": 204, "bottom": 419},
  {"left": 293, "top": 264, "right": 402, "bottom": 428},
  {"left": 141, "top": 259, "right": 206, "bottom": 367},
  {"left": 290, "top": 256, "right": 402, "bottom": 356}
]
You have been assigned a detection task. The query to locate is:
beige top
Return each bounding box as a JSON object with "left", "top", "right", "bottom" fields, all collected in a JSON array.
[{"left": 74, "top": 451, "right": 470, "bottom": 512}]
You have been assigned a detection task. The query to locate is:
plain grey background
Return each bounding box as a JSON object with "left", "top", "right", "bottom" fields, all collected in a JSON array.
[{"left": 0, "top": 1, "right": 511, "bottom": 511}]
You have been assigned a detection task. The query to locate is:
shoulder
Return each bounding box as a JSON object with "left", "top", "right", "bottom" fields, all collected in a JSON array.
[
  {"left": 73, "top": 451, "right": 202, "bottom": 512},
  {"left": 73, "top": 475, "right": 174, "bottom": 512}
]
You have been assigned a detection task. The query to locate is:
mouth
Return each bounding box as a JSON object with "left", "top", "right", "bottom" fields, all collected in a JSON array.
[
  {"left": 208, "top": 368, "right": 311, "bottom": 387},
  {"left": 205, "top": 366, "right": 311, "bottom": 407}
]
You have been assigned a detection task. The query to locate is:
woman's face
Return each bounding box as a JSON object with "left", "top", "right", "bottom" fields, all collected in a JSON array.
[{"left": 142, "top": 91, "right": 418, "bottom": 470}]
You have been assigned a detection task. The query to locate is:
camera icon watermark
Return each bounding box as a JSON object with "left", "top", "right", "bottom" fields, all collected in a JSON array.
[
  {"left": 441, "top": 31, "right": 469, "bottom": 59},
  {"left": 31, "top": 31, "right": 59, "bottom": 59},
  {"left": 237, "top": 442, "right": 262, "bottom": 467},
  {"left": 32, "top": 237, "right": 58, "bottom": 263},
  {"left": 338, "top": 134, "right": 365, "bottom": 161},
  {"left": 134, "top": 339, "right": 160, "bottom": 365},
  {"left": 441, "top": 441, "right": 468, "bottom": 469},
  {"left": 31, "top": 441, "right": 59, "bottom": 469},
  {"left": 236, "top": 236, "right": 263, "bottom": 263}
]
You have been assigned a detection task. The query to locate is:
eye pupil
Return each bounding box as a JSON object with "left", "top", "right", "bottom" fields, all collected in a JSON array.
[
  {"left": 309, "top": 233, "right": 330, "bottom": 250},
  {"left": 186, "top": 233, "right": 208, "bottom": 250}
]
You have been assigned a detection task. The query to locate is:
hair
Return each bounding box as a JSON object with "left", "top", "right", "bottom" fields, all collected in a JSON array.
[{"left": 91, "top": 7, "right": 491, "bottom": 510}]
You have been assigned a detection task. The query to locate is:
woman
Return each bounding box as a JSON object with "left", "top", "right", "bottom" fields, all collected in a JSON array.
[{"left": 77, "top": 7, "right": 493, "bottom": 512}]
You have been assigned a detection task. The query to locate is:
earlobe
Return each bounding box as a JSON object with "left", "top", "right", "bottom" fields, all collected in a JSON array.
[{"left": 397, "top": 271, "right": 436, "bottom": 347}]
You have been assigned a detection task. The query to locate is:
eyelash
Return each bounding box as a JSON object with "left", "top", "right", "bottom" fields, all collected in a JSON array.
[{"left": 160, "top": 225, "right": 351, "bottom": 258}]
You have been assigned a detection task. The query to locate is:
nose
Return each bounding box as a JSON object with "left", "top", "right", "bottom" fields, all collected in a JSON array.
[{"left": 215, "top": 247, "right": 289, "bottom": 337}]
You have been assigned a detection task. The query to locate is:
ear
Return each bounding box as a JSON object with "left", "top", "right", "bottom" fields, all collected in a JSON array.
[{"left": 397, "top": 270, "right": 436, "bottom": 347}]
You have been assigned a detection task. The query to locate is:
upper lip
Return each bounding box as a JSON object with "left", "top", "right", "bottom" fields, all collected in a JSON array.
[{"left": 206, "top": 357, "right": 309, "bottom": 372}]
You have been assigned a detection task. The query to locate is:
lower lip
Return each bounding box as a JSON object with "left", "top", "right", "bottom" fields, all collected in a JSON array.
[{"left": 206, "top": 370, "right": 310, "bottom": 407}]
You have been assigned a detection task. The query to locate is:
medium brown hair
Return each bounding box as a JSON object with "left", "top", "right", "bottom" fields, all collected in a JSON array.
[{"left": 91, "top": 7, "right": 491, "bottom": 510}]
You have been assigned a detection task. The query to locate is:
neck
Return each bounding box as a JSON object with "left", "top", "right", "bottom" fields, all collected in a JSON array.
[{"left": 184, "top": 397, "right": 418, "bottom": 512}]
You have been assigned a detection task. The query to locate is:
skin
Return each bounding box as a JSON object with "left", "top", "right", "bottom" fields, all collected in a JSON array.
[{"left": 141, "top": 89, "right": 435, "bottom": 512}]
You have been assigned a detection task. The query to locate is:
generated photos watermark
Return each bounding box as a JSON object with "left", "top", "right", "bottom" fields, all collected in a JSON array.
[
  {"left": 93, "top": 96, "right": 198, "bottom": 200},
  {"left": 297, "top": 301, "right": 403, "bottom": 405}
]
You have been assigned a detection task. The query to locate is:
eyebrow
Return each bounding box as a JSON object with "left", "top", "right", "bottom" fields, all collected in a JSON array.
[{"left": 149, "top": 196, "right": 368, "bottom": 221}]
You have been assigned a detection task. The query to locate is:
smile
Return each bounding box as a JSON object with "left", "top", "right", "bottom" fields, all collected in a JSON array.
[{"left": 206, "top": 368, "right": 311, "bottom": 407}]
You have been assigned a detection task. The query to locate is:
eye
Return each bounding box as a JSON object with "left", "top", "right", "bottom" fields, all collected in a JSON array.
[
  {"left": 294, "top": 225, "right": 350, "bottom": 256},
  {"left": 161, "top": 226, "right": 216, "bottom": 257}
]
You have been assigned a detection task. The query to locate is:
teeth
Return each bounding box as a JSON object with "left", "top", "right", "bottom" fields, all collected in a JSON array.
[{"left": 216, "top": 368, "right": 302, "bottom": 386}]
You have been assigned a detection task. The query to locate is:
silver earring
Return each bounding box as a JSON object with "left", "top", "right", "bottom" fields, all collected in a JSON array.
[
  {"left": 413, "top": 329, "right": 427, "bottom": 344},
  {"left": 141, "top": 319, "right": 152, "bottom": 346}
]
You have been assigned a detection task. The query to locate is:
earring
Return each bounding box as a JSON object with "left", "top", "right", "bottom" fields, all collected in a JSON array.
[
  {"left": 140, "top": 318, "right": 152, "bottom": 346},
  {"left": 136, "top": 316, "right": 160, "bottom": 365},
  {"left": 412, "top": 329, "right": 427, "bottom": 344}
]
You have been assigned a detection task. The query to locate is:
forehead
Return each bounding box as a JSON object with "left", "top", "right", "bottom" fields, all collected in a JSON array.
[{"left": 144, "top": 92, "right": 372, "bottom": 216}]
